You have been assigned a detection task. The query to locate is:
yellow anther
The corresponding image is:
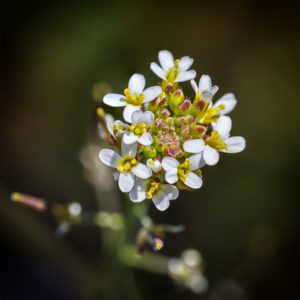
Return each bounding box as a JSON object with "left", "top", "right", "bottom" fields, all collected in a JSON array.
[
  {"left": 175, "top": 59, "right": 180, "bottom": 68},
  {"left": 96, "top": 107, "right": 104, "bottom": 118},
  {"left": 117, "top": 166, "right": 123, "bottom": 172},
  {"left": 124, "top": 88, "right": 130, "bottom": 95},
  {"left": 129, "top": 125, "right": 134, "bottom": 130},
  {"left": 149, "top": 160, "right": 155, "bottom": 166},
  {"left": 11, "top": 192, "right": 21, "bottom": 202},
  {"left": 131, "top": 159, "right": 137, "bottom": 165},
  {"left": 154, "top": 240, "right": 163, "bottom": 250},
  {"left": 135, "top": 128, "right": 140, "bottom": 134},
  {"left": 206, "top": 131, "right": 228, "bottom": 151},
  {"left": 219, "top": 104, "right": 225, "bottom": 110},
  {"left": 147, "top": 192, "right": 152, "bottom": 199}
]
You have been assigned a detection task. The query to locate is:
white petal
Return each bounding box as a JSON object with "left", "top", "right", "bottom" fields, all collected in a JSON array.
[
  {"left": 165, "top": 168, "right": 178, "bottom": 184},
  {"left": 191, "top": 79, "right": 198, "bottom": 93},
  {"left": 183, "top": 139, "right": 206, "bottom": 154},
  {"left": 113, "top": 171, "right": 119, "bottom": 181},
  {"left": 146, "top": 159, "right": 162, "bottom": 173},
  {"left": 137, "top": 132, "right": 153, "bottom": 146},
  {"left": 210, "top": 85, "right": 219, "bottom": 96},
  {"left": 158, "top": 50, "right": 174, "bottom": 71},
  {"left": 142, "top": 111, "right": 154, "bottom": 127},
  {"left": 175, "top": 70, "right": 196, "bottom": 82},
  {"left": 118, "top": 172, "right": 135, "bottom": 192},
  {"left": 99, "top": 149, "right": 121, "bottom": 168},
  {"left": 123, "top": 131, "right": 138, "bottom": 144},
  {"left": 161, "top": 184, "right": 179, "bottom": 200},
  {"left": 150, "top": 62, "right": 166, "bottom": 80},
  {"left": 178, "top": 56, "right": 194, "bottom": 72},
  {"left": 152, "top": 192, "right": 170, "bottom": 211},
  {"left": 203, "top": 147, "right": 219, "bottom": 166},
  {"left": 103, "top": 94, "right": 126, "bottom": 107},
  {"left": 131, "top": 110, "right": 143, "bottom": 125},
  {"left": 129, "top": 189, "right": 147, "bottom": 202},
  {"left": 143, "top": 86, "right": 162, "bottom": 103},
  {"left": 189, "top": 153, "right": 206, "bottom": 171},
  {"left": 131, "top": 163, "right": 152, "bottom": 179},
  {"left": 223, "top": 136, "right": 246, "bottom": 153},
  {"left": 185, "top": 172, "right": 203, "bottom": 189},
  {"left": 214, "top": 93, "right": 237, "bottom": 115},
  {"left": 129, "top": 179, "right": 147, "bottom": 202},
  {"left": 123, "top": 104, "right": 141, "bottom": 123},
  {"left": 199, "top": 75, "right": 212, "bottom": 90},
  {"left": 128, "top": 74, "right": 145, "bottom": 94},
  {"left": 162, "top": 157, "right": 179, "bottom": 171},
  {"left": 121, "top": 140, "right": 137, "bottom": 157},
  {"left": 215, "top": 116, "right": 232, "bottom": 139}
]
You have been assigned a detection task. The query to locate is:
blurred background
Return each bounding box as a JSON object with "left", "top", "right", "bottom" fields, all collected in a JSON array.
[{"left": 1, "top": 0, "right": 299, "bottom": 299}]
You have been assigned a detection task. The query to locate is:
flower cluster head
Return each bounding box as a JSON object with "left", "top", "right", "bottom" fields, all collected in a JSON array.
[{"left": 99, "top": 50, "right": 246, "bottom": 211}]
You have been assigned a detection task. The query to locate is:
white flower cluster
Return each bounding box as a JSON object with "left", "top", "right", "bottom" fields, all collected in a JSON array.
[{"left": 99, "top": 50, "right": 246, "bottom": 211}]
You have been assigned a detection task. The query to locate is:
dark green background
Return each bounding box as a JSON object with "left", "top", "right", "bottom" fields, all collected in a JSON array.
[{"left": 1, "top": 0, "right": 299, "bottom": 299}]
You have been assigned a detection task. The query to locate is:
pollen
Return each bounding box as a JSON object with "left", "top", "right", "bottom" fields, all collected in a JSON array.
[
  {"left": 117, "top": 155, "right": 137, "bottom": 173},
  {"left": 146, "top": 181, "right": 161, "bottom": 199},
  {"left": 177, "top": 158, "right": 191, "bottom": 182},
  {"left": 129, "top": 123, "right": 147, "bottom": 137},
  {"left": 205, "top": 131, "right": 228, "bottom": 151},
  {"left": 124, "top": 88, "right": 130, "bottom": 95}
]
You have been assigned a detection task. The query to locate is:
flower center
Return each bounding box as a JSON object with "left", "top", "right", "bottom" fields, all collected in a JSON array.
[
  {"left": 177, "top": 158, "right": 191, "bottom": 182},
  {"left": 205, "top": 130, "right": 228, "bottom": 151},
  {"left": 146, "top": 180, "right": 161, "bottom": 199},
  {"left": 124, "top": 88, "right": 144, "bottom": 106},
  {"left": 201, "top": 104, "right": 225, "bottom": 124},
  {"left": 117, "top": 155, "right": 137, "bottom": 173},
  {"left": 129, "top": 123, "right": 147, "bottom": 137}
]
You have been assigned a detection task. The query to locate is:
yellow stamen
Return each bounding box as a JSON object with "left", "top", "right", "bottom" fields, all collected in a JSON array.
[
  {"left": 202, "top": 104, "right": 226, "bottom": 124},
  {"left": 177, "top": 158, "right": 191, "bottom": 182},
  {"left": 129, "top": 123, "right": 147, "bottom": 137},
  {"left": 117, "top": 155, "right": 137, "bottom": 173},
  {"left": 205, "top": 130, "right": 228, "bottom": 151},
  {"left": 174, "top": 59, "right": 180, "bottom": 68}
]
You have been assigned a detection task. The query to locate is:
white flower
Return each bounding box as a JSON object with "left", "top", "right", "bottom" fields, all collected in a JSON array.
[
  {"left": 123, "top": 110, "right": 154, "bottom": 146},
  {"left": 162, "top": 157, "right": 203, "bottom": 189},
  {"left": 150, "top": 50, "right": 196, "bottom": 83},
  {"left": 129, "top": 178, "right": 179, "bottom": 211},
  {"left": 103, "top": 73, "right": 161, "bottom": 123},
  {"left": 191, "top": 74, "right": 219, "bottom": 100},
  {"left": 107, "top": 119, "right": 128, "bottom": 139},
  {"left": 99, "top": 141, "right": 152, "bottom": 192},
  {"left": 183, "top": 116, "right": 246, "bottom": 166},
  {"left": 146, "top": 158, "right": 162, "bottom": 173},
  {"left": 200, "top": 93, "right": 238, "bottom": 126}
]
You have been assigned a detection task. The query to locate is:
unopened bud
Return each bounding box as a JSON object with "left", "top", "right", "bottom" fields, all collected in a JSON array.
[
  {"left": 192, "top": 125, "right": 207, "bottom": 138},
  {"left": 165, "top": 83, "right": 174, "bottom": 94},
  {"left": 175, "top": 99, "right": 191, "bottom": 115},
  {"left": 143, "top": 145, "right": 157, "bottom": 159},
  {"left": 11, "top": 192, "right": 47, "bottom": 212},
  {"left": 181, "top": 125, "right": 190, "bottom": 136},
  {"left": 169, "top": 89, "right": 184, "bottom": 111},
  {"left": 158, "top": 108, "right": 171, "bottom": 119}
]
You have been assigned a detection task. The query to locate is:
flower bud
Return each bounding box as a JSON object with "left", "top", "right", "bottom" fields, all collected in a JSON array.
[
  {"left": 158, "top": 108, "right": 171, "bottom": 119},
  {"left": 143, "top": 145, "right": 157, "bottom": 158},
  {"left": 191, "top": 125, "right": 207, "bottom": 138},
  {"left": 169, "top": 89, "right": 184, "bottom": 111},
  {"left": 181, "top": 125, "right": 190, "bottom": 136},
  {"left": 165, "top": 83, "right": 174, "bottom": 94},
  {"left": 175, "top": 99, "right": 191, "bottom": 115}
]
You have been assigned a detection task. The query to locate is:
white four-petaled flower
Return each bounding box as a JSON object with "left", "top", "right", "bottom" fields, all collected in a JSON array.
[
  {"left": 99, "top": 141, "right": 151, "bottom": 192},
  {"left": 123, "top": 110, "right": 154, "bottom": 146},
  {"left": 162, "top": 156, "right": 203, "bottom": 189},
  {"left": 183, "top": 116, "right": 246, "bottom": 166},
  {"left": 191, "top": 74, "right": 219, "bottom": 99},
  {"left": 129, "top": 178, "right": 179, "bottom": 211},
  {"left": 103, "top": 73, "right": 161, "bottom": 123},
  {"left": 151, "top": 50, "right": 196, "bottom": 83}
]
